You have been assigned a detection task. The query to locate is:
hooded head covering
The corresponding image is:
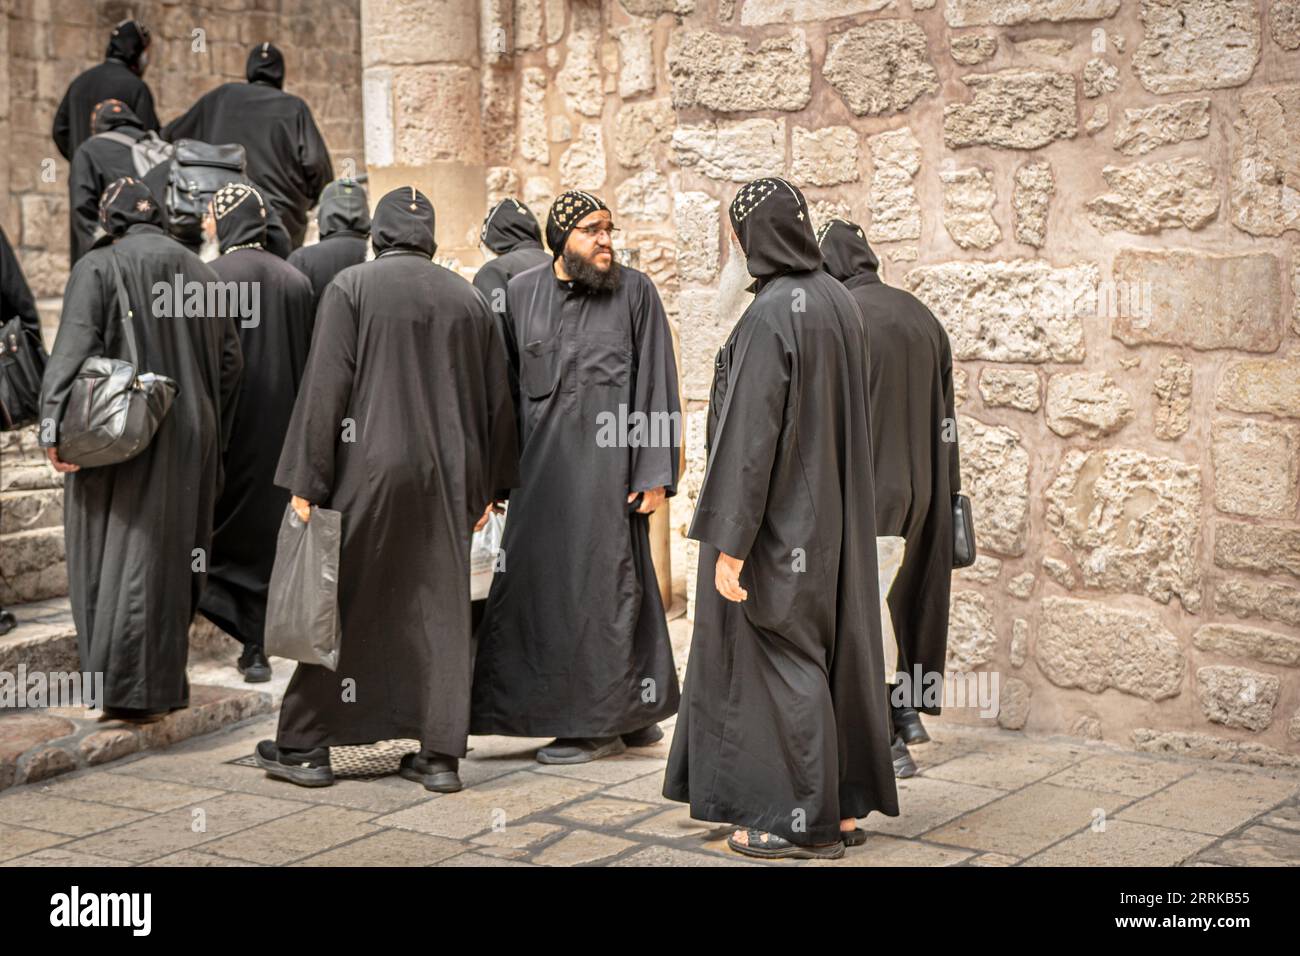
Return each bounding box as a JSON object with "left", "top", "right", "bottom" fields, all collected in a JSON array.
[
  {"left": 481, "top": 198, "right": 542, "bottom": 255},
  {"left": 545, "top": 190, "right": 608, "bottom": 259},
  {"left": 816, "top": 218, "right": 879, "bottom": 282},
  {"left": 97, "top": 176, "right": 164, "bottom": 240},
  {"left": 728, "top": 177, "right": 822, "bottom": 284},
  {"left": 212, "top": 182, "right": 269, "bottom": 254},
  {"left": 105, "top": 19, "right": 150, "bottom": 68},
  {"left": 318, "top": 178, "right": 371, "bottom": 239},
  {"left": 91, "top": 98, "right": 143, "bottom": 135},
  {"left": 246, "top": 42, "right": 285, "bottom": 89},
  {"left": 371, "top": 186, "right": 436, "bottom": 258}
]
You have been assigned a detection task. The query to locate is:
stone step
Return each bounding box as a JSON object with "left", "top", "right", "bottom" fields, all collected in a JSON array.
[
  {"left": 0, "top": 427, "right": 51, "bottom": 466},
  {"left": 0, "top": 526, "right": 67, "bottom": 605},
  {"left": 0, "top": 683, "right": 274, "bottom": 791},
  {"left": 0, "top": 597, "right": 79, "bottom": 674},
  {"left": 0, "top": 488, "right": 63, "bottom": 534}
]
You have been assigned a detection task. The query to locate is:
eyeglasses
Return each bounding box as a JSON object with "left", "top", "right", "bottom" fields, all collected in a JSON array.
[{"left": 574, "top": 223, "right": 619, "bottom": 239}]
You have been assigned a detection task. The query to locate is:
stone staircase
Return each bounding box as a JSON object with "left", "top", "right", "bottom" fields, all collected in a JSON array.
[{"left": 0, "top": 426, "right": 67, "bottom": 607}]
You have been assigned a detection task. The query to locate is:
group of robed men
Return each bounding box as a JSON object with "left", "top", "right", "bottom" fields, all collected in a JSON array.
[{"left": 30, "top": 20, "right": 963, "bottom": 863}]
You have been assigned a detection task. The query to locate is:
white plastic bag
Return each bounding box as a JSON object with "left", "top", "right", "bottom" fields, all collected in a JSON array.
[{"left": 469, "top": 509, "right": 506, "bottom": 601}]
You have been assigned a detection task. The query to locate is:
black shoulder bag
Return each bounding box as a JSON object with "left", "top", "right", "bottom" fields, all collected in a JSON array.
[
  {"left": 952, "top": 493, "right": 977, "bottom": 568},
  {"left": 57, "top": 251, "right": 179, "bottom": 467}
]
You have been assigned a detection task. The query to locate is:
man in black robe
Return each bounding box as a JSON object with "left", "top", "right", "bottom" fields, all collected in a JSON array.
[
  {"left": 163, "top": 43, "right": 333, "bottom": 249},
  {"left": 38, "top": 178, "right": 242, "bottom": 721},
  {"left": 819, "top": 219, "right": 960, "bottom": 766},
  {"left": 256, "top": 188, "right": 518, "bottom": 791},
  {"left": 663, "top": 178, "right": 899, "bottom": 860},
  {"left": 0, "top": 226, "right": 45, "bottom": 636},
  {"left": 197, "top": 184, "right": 315, "bottom": 684},
  {"left": 68, "top": 99, "right": 161, "bottom": 264},
  {"left": 53, "top": 19, "right": 159, "bottom": 162},
  {"left": 470, "top": 191, "right": 682, "bottom": 764},
  {"left": 287, "top": 178, "right": 371, "bottom": 314}
]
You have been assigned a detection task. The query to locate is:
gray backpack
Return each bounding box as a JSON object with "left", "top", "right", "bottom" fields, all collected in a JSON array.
[{"left": 96, "top": 129, "right": 175, "bottom": 178}]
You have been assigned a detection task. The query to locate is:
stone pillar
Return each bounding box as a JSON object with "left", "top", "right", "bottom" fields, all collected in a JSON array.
[{"left": 360, "top": 0, "right": 488, "bottom": 266}]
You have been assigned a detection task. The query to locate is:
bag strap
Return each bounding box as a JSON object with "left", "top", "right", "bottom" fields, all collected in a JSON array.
[
  {"left": 106, "top": 249, "right": 142, "bottom": 370},
  {"left": 96, "top": 130, "right": 137, "bottom": 148}
]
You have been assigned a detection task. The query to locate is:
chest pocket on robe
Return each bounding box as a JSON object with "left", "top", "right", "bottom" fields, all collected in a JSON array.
[
  {"left": 580, "top": 330, "right": 631, "bottom": 389},
  {"left": 520, "top": 335, "right": 562, "bottom": 400}
]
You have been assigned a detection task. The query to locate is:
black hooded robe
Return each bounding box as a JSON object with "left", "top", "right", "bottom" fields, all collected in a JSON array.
[
  {"left": 470, "top": 259, "right": 683, "bottom": 739},
  {"left": 272, "top": 189, "right": 518, "bottom": 755},
  {"left": 38, "top": 180, "right": 242, "bottom": 711},
  {"left": 820, "top": 220, "right": 960, "bottom": 713},
  {"left": 1, "top": 226, "right": 41, "bottom": 342},
  {"left": 52, "top": 22, "right": 158, "bottom": 162},
  {"left": 663, "top": 179, "right": 898, "bottom": 846},
  {"left": 68, "top": 101, "right": 151, "bottom": 265},
  {"left": 198, "top": 185, "right": 316, "bottom": 650},
  {"left": 162, "top": 45, "right": 333, "bottom": 249},
  {"left": 287, "top": 179, "right": 371, "bottom": 315}
]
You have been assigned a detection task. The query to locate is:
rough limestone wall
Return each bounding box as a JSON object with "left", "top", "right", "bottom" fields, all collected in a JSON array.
[
  {"left": 5, "top": 0, "right": 366, "bottom": 323},
  {"left": 455, "top": 0, "right": 1300, "bottom": 763}
]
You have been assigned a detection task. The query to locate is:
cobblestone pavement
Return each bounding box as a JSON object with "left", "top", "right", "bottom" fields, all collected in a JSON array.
[{"left": 0, "top": 708, "right": 1296, "bottom": 867}]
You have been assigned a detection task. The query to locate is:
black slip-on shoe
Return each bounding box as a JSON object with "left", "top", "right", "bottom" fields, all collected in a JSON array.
[
  {"left": 621, "top": 723, "right": 665, "bottom": 747},
  {"left": 399, "top": 752, "right": 462, "bottom": 793},
  {"left": 892, "top": 734, "right": 918, "bottom": 779},
  {"left": 892, "top": 704, "right": 930, "bottom": 745},
  {"left": 841, "top": 827, "right": 868, "bottom": 847},
  {"left": 727, "top": 830, "right": 846, "bottom": 860},
  {"left": 535, "top": 735, "right": 627, "bottom": 765},
  {"left": 255, "top": 740, "right": 334, "bottom": 788},
  {"left": 102, "top": 706, "right": 170, "bottom": 724},
  {"left": 237, "top": 646, "right": 272, "bottom": 683},
  {"left": 0, "top": 609, "right": 16, "bottom": 636}
]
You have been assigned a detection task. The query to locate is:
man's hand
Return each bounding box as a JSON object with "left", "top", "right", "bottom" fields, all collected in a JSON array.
[
  {"left": 628, "top": 486, "right": 666, "bottom": 515},
  {"left": 715, "top": 551, "right": 748, "bottom": 602},
  {"left": 291, "top": 495, "right": 312, "bottom": 523},
  {"left": 474, "top": 500, "right": 503, "bottom": 532},
  {"left": 46, "top": 447, "right": 79, "bottom": 473}
]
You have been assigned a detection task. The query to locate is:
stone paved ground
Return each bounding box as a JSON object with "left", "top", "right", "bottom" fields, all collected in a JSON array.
[{"left": 0, "top": 707, "right": 1296, "bottom": 867}]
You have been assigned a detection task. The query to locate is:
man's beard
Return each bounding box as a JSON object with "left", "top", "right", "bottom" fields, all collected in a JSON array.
[
  {"left": 562, "top": 246, "right": 622, "bottom": 293},
  {"left": 716, "top": 236, "right": 754, "bottom": 327}
]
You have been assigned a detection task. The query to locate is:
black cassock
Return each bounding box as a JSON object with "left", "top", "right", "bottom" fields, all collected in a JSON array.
[
  {"left": 163, "top": 45, "right": 332, "bottom": 248},
  {"left": 1, "top": 226, "right": 41, "bottom": 340},
  {"left": 471, "top": 262, "right": 682, "bottom": 739},
  {"left": 821, "top": 220, "right": 959, "bottom": 711},
  {"left": 39, "top": 186, "right": 241, "bottom": 711},
  {"left": 664, "top": 179, "right": 898, "bottom": 846},
  {"left": 472, "top": 199, "right": 551, "bottom": 423},
  {"left": 198, "top": 189, "right": 315, "bottom": 650},
  {"left": 287, "top": 179, "right": 371, "bottom": 315},
  {"left": 68, "top": 102, "right": 150, "bottom": 265},
  {"left": 273, "top": 189, "right": 518, "bottom": 755},
  {"left": 52, "top": 23, "right": 158, "bottom": 162}
]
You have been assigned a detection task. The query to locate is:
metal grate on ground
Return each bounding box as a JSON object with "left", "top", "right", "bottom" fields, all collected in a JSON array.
[{"left": 228, "top": 739, "right": 421, "bottom": 780}]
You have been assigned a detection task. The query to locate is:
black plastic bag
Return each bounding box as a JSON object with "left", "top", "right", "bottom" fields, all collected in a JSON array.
[{"left": 265, "top": 503, "right": 342, "bottom": 670}]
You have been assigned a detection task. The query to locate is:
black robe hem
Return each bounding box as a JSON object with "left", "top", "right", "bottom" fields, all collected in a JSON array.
[
  {"left": 660, "top": 785, "right": 897, "bottom": 846},
  {"left": 468, "top": 700, "right": 679, "bottom": 741},
  {"left": 275, "top": 725, "right": 470, "bottom": 758}
]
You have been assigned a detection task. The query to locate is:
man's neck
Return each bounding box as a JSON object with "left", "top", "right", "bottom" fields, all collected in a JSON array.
[{"left": 553, "top": 257, "right": 571, "bottom": 281}]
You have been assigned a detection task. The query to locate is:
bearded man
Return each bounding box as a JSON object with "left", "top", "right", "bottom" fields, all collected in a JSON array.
[{"left": 470, "top": 190, "right": 682, "bottom": 764}]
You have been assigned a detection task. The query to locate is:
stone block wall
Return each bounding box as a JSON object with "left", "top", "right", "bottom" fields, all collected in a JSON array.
[
  {"left": 364, "top": 0, "right": 1300, "bottom": 762},
  {"left": 2, "top": 0, "right": 366, "bottom": 305}
]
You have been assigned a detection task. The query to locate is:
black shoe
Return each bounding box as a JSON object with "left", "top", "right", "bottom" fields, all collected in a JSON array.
[
  {"left": 892, "top": 734, "right": 918, "bottom": 779},
  {"left": 238, "top": 645, "right": 272, "bottom": 683},
  {"left": 102, "top": 705, "right": 170, "bottom": 723},
  {"left": 255, "top": 740, "right": 334, "bottom": 788},
  {"left": 892, "top": 704, "right": 930, "bottom": 745},
  {"left": 399, "top": 752, "right": 462, "bottom": 793},
  {"left": 0, "top": 609, "right": 16, "bottom": 636},
  {"left": 536, "top": 736, "right": 627, "bottom": 765},
  {"left": 842, "top": 827, "right": 868, "bottom": 847},
  {"left": 621, "top": 723, "right": 664, "bottom": 747}
]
